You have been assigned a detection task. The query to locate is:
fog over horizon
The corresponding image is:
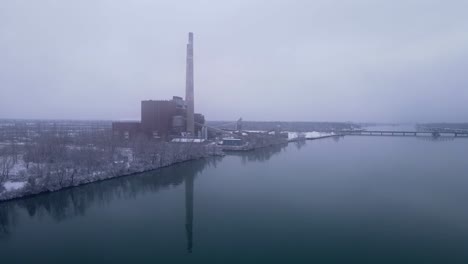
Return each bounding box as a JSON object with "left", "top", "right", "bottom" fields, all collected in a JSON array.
[{"left": 1, "top": 0, "right": 467, "bottom": 123}]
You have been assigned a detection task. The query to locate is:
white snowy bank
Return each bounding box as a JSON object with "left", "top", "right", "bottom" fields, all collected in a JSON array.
[
  {"left": 305, "top": 131, "right": 335, "bottom": 139},
  {"left": 287, "top": 131, "right": 335, "bottom": 140},
  {"left": 3, "top": 181, "right": 27, "bottom": 191}
]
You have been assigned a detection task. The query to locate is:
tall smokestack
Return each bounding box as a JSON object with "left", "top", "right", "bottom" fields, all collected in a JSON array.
[{"left": 185, "top": 32, "right": 195, "bottom": 135}]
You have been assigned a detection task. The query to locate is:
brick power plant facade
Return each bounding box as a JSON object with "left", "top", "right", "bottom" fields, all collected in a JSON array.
[{"left": 112, "top": 33, "right": 205, "bottom": 140}]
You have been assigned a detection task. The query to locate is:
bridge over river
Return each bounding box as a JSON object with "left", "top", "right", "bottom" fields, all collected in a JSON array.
[{"left": 342, "top": 130, "right": 468, "bottom": 137}]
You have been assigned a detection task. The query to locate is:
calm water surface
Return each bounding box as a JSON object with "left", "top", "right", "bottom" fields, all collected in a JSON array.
[{"left": 2, "top": 136, "right": 468, "bottom": 263}]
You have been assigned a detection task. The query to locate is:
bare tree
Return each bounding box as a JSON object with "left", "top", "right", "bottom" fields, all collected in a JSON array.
[
  {"left": 8, "top": 141, "right": 19, "bottom": 164},
  {"left": 0, "top": 154, "right": 14, "bottom": 184}
]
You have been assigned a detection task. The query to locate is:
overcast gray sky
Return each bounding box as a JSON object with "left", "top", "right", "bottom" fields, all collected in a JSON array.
[{"left": 1, "top": 0, "right": 467, "bottom": 122}]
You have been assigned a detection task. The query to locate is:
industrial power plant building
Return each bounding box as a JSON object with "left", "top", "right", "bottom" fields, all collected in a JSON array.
[{"left": 112, "top": 33, "right": 205, "bottom": 140}]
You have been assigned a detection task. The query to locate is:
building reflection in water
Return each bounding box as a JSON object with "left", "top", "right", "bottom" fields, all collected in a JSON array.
[
  {"left": 226, "top": 143, "right": 288, "bottom": 165},
  {"left": 0, "top": 144, "right": 290, "bottom": 251},
  {"left": 0, "top": 158, "right": 216, "bottom": 241},
  {"left": 185, "top": 173, "right": 194, "bottom": 253},
  {"left": 294, "top": 140, "right": 306, "bottom": 149}
]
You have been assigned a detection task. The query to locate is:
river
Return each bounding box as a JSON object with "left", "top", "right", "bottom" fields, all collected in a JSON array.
[{"left": 1, "top": 135, "right": 468, "bottom": 263}]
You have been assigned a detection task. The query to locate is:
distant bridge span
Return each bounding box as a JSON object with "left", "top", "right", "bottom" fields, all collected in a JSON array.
[{"left": 342, "top": 130, "right": 468, "bottom": 137}]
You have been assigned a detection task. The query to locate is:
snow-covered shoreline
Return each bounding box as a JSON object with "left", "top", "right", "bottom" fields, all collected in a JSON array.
[
  {"left": 287, "top": 131, "right": 336, "bottom": 140},
  {"left": 3, "top": 181, "right": 26, "bottom": 192},
  {"left": 0, "top": 140, "right": 224, "bottom": 202},
  {"left": 0, "top": 153, "right": 221, "bottom": 202}
]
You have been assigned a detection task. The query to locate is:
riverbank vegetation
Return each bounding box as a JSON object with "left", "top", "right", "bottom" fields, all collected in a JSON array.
[{"left": 0, "top": 129, "right": 221, "bottom": 201}]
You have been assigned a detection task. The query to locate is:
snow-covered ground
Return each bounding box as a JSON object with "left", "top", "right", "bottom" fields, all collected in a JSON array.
[
  {"left": 287, "top": 131, "right": 335, "bottom": 140},
  {"left": 305, "top": 131, "right": 335, "bottom": 139},
  {"left": 3, "top": 181, "right": 27, "bottom": 192},
  {"left": 244, "top": 130, "right": 267, "bottom": 133},
  {"left": 287, "top": 132, "right": 304, "bottom": 140},
  {"left": 9, "top": 158, "right": 27, "bottom": 177},
  {"left": 172, "top": 138, "right": 206, "bottom": 143}
]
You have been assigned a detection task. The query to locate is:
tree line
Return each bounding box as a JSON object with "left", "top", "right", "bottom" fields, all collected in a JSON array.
[{"left": 0, "top": 129, "right": 220, "bottom": 200}]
